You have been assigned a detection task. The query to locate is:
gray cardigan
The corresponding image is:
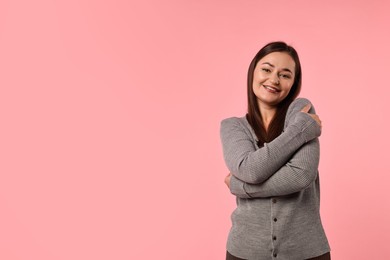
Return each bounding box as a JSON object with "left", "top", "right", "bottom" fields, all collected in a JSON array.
[{"left": 220, "top": 98, "right": 330, "bottom": 260}]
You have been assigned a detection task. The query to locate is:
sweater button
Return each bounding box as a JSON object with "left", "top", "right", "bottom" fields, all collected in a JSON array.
[
  {"left": 273, "top": 218, "right": 277, "bottom": 222},
  {"left": 273, "top": 236, "right": 277, "bottom": 240},
  {"left": 272, "top": 198, "right": 277, "bottom": 203},
  {"left": 273, "top": 253, "right": 277, "bottom": 257}
]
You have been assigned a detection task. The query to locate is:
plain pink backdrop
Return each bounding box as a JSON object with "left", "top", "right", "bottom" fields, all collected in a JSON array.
[{"left": 1, "top": 0, "right": 389, "bottom": 259}]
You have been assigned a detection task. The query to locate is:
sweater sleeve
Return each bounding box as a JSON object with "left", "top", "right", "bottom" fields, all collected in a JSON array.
[
  {"left": 220, "top": 98, "right": 321, "bottom": 184},
  {"left": 229, "top": 137, "right": 320, "bottom": 198}
]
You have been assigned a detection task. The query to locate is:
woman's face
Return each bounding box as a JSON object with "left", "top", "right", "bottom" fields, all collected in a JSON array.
[{"left": 252, "top": 52, "right": 296, "bottom": 109}]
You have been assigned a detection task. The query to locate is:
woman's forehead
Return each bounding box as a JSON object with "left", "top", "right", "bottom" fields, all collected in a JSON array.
[{"left": 258, "top": 52, "right": 295, "bottom": 70}]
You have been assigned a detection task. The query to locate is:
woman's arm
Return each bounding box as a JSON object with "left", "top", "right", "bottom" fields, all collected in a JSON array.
[
  {"left": 229, "top": 137, "right": 320, "bottom": 198},
  {"left": 220, "top": 98, "right": 321, "bottom": 184}
]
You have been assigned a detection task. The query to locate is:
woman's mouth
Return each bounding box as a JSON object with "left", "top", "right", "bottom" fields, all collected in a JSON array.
[{"left": 263, "top": 85, "right": 280, "bottom": 93}]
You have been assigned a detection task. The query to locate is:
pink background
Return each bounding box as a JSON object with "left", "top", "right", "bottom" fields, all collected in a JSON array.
[{"left": 1, "top": 0, "right": 389, "bottom": 259}]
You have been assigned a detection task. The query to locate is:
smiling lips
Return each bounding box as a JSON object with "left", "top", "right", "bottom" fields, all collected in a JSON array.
[{"left": 263, "top": 85, "right": 281, "bottom": 93}]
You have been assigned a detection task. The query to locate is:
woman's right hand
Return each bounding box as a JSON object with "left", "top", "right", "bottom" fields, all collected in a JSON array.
[
  {"left": 288, "top": 102, "right": 322, "bottom": 142},
  {"left": 300, "top": 104, "right": 322, "bottom": 128}
]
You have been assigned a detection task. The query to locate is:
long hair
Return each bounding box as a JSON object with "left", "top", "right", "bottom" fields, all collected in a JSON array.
[{"left": 246, "top": 41, "right": 302, "bottom": 147}]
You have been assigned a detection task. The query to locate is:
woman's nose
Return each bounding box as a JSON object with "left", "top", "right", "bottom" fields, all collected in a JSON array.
[{"left": 270, "top": 74, "right": 280, "bottom": 85}]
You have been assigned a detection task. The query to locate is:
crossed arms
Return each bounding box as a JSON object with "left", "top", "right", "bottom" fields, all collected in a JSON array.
[{"left": 220, "top": 98, "right": 322, "bottom": 198}]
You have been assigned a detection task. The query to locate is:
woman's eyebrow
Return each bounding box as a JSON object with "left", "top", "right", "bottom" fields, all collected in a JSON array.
[
  {"left": 261, "top": 62, "right": 274, "bottom": 67},
  {"left": 262, "top": 62, "right": 293, "bottom": 74}
]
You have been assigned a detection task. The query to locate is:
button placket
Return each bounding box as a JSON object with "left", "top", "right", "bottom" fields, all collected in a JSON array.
[{"left": 271, "top": 197, "right": 279, "bottom": 258}]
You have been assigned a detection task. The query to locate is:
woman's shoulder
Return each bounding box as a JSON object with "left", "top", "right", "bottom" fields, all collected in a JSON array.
[
  {"left": 220, "top": 115, "right": 251, "bottom": 134},
  {"left": 220, "top": 115, "right": 256, "bottom": 142},
  {"left": 287, "top": 97, "right": 317, "bottom": 115},
  {"left": 290, "top": 97, "right": 312, "bottom": 108},
  {"left": 221, "top": 115, "right": 247, "bottom": 127}
]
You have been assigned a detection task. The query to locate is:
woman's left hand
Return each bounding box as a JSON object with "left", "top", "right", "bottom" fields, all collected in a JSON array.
[{"left": 225, "top": 173, "right": 232, "bottom": 189}]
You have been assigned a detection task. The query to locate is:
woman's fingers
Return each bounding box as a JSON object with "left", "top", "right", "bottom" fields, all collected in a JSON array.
[
  {"left": 301, "top": 103, "right": 322, "bottom": 127},
  {"left": 310, "top": 114, "right": 322, "bottom": 127},
  {"left": 225, "top": 173, "right": 232, "bottom": 189},
  {"left": 301, "top": 103, "right": 311, "bottom": 113}
]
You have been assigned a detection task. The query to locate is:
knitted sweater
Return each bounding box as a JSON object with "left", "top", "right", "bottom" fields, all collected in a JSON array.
[{"left": 220, "top": 98, "right": 330, "bottom": 260}]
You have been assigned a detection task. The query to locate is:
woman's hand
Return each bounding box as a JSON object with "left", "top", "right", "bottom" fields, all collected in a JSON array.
[
  {"left": 301, "top": 104, "right": 322, "bottom": 128},
  {"left": 225, "top": 173, "right": 232, "bottom": 189}
]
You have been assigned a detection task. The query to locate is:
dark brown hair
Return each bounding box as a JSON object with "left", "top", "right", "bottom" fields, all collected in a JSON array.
[{"left": 246, "top": 41, "right": 302, "bottom": 147}]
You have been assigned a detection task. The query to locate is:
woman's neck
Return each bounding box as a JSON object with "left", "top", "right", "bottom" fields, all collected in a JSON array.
[{"left": 259, "top": 104, "right": 277, "bottom": 131}]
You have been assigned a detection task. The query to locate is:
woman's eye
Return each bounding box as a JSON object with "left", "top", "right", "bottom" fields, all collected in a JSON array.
[
  {"left": 280, "top": 74, "right": 291, "bottom": 79},
  {"left": 261, "top": 68, "right": 271, "bottom": 73}
]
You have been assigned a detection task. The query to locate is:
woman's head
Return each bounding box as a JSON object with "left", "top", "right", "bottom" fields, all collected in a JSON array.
[
  {"left": 248, "top": 41, "right": 302, "bottom": 112},
  {"left": 246, "top": 41, "right": 302, "bottom": 146}
]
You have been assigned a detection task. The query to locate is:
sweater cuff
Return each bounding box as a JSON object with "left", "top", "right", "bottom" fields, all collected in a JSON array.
[{"left": 288, "top": 112, "right": 321, "bottom": 143}]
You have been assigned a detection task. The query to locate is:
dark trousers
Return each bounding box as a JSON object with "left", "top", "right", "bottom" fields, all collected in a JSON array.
[{"left": 226, "top": 251, "right": 331, "bottom": 260}]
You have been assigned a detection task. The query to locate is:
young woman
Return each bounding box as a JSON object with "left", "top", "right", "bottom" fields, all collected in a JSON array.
[{"left": 220, "top": 42, "right": 331, "bottom": 260}]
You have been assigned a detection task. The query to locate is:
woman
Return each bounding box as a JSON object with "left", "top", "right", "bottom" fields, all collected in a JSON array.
[{"left": 220, "top": 42, "right": 330, "bottom": 260}]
